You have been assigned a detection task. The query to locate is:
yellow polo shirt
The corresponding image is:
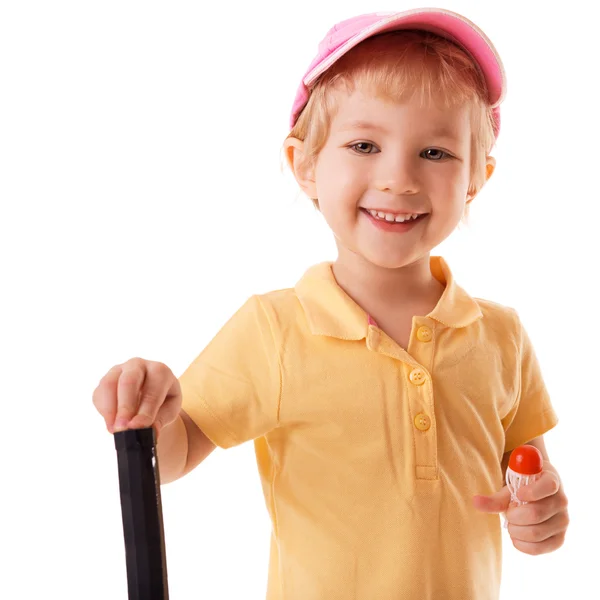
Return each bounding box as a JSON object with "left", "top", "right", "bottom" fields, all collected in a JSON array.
[{"left": 179, "top": 256, "right": 559, "bottom": 600}]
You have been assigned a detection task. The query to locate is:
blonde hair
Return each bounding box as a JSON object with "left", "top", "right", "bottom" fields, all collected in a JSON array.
[{"left": 283, "top": 30, "right": 497, "bottom": 225}]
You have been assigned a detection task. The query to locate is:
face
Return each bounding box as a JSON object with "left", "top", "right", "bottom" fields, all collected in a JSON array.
[{"left": 300, "top": 87, "right": 477, "bottom": 270}]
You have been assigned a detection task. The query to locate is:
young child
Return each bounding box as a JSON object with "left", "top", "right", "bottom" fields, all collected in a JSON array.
[{"left": 93, "top": 8, "right": 569, "bottom": 599}]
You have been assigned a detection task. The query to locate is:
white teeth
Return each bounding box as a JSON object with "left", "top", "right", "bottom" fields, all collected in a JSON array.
[{"left": 367, "top": 209, "right": 422, "bottom": 223}]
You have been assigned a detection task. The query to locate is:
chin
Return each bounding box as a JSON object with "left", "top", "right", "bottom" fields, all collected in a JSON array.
[{"left": 358, "top": 251, "right": 425, "bottom": 270}]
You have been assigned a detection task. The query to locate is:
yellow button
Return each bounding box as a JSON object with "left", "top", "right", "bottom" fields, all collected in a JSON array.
[
  {"left": 409, "top": 368, "right": 427, "bottom": 386},
  {"left": 414, "top": 413, "right": 431, "bottom": 431},
  {"left": 417, "top": 326, "right": 432, "bottom": 342}
]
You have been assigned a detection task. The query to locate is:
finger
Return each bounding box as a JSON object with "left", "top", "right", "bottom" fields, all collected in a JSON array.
[
  {"left": 473, "top": 485, "right": 512, "bottom": 514},
  {"left": 511, "top": 531, "right": 567, "bottom": 556},
  {"left": 92, "top": 365, "right": 123, "bottom": 433},
  {"left": 508, "top": 510, "right": 570, "bottom": 544},
  {"left": 127, "top": 362, "right": 175, "bottom": 430},
  {"left": 516, "top": 470, "right": 560, "bottom": 503},
  {"left": 154, "top": 390, "right": 182, "bottom": 435},
  {"left": 114, "top": 359, "right": 147, "bottom": 430},
  {"left": 506, "top": 493, "right": 561, "bottom": 526}
]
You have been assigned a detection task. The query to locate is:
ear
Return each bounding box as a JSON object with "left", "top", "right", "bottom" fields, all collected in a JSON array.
[
  {"left": 283, "top": 137, "right": 318, "bottom": 199},
  {"left": 466, "top": 155, "right": 496, "bottom": 204},
  {"left": 485, "top": 155, "right": 496, "bottom": 181}
]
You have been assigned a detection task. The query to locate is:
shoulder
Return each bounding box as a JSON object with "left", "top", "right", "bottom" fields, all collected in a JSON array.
[
  {"left": 233, "top": 263, "right": 329, "bottom": 340},
  {"left": 254, "top": 287, "right": 306, "bottom": 331},
  {"left": 472, "top": 297, "right": 522, "bottom": 343},
  {"left": 474, "top": 297, "right": 519, "bottom": 323}
]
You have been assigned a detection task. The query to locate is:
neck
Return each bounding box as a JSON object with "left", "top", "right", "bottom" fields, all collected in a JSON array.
[{"left": 331, "top": 250, "right": 441, "bottom": 313}]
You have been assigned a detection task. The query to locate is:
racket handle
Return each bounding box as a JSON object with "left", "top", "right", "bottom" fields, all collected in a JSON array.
[{"left": 114, "top": 427, "right": 169, "bottom": 600}]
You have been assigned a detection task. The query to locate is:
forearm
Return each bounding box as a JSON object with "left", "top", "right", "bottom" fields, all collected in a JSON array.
[{"left": 156, "top": 413, "right": 189, "bottom": 485}]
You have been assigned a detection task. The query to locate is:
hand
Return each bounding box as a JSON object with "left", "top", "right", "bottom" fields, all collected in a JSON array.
[
  {"left": 473, "top": 464, "right": 569, "bottom": 555},
  {"left": 93, "top": 357, "right": 182, "bottom": 439}
]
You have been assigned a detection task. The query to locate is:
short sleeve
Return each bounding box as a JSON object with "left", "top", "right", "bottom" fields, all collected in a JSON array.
[
  {"left": 502, "top": 312, "right": 559, "bottom": 453},
  {"left": 178, "top": 295, "right": 281, "bottom": 449}
]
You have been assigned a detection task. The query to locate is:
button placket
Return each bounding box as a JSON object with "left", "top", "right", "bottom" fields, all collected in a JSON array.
[
  {"left": 406, "top": 359, "right": 437, "bottom": 479},
  {"left": 408, "top": 320, "right": 434, "bottom": 366}
]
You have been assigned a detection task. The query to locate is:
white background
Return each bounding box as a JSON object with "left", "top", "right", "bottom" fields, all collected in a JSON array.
[{"left": 1, "top": 1, "right": 598, "bottom": 598}]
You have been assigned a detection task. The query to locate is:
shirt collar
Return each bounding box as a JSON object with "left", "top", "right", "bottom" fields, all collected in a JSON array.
[{"left": 295, "top": 256, "right": 483, "bottom": 339}]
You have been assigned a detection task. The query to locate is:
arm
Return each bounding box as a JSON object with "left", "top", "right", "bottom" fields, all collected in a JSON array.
[{"left": 156, "top": 409, "right": 216, "bottom": 484}]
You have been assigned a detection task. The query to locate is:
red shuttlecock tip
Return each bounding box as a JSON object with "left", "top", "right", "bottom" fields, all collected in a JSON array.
[{"left": 508, "top": 445, "right": 544, "bottom": 475}]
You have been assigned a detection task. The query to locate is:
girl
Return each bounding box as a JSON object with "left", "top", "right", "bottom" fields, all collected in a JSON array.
[{"left": 93, "top": 8, "right": 569, "bottom": 599}]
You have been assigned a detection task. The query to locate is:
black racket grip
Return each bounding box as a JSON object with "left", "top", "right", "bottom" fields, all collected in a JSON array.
[{"left": 114, "top": 427, "right": 169, "bottom": 600}]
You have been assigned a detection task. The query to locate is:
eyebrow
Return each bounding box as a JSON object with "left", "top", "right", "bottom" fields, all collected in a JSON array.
[
  {"left": 339, "top": 120, "right": 390, "bottom": 133},
  {"left": 339, "top": 120, "right": 461, "bottom": 140}
]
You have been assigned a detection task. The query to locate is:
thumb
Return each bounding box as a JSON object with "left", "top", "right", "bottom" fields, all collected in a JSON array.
[{"left": 473, "top": 485, "right": 512, "bottom": 514}]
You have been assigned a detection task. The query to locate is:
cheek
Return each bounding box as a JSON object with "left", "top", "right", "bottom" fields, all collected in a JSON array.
[
  {"left": 316, "top": 151, "right": 362, "bottom": 195},
  {"left": 433, "top": 166, "right": 470, "bottom": 200},
  {"left": 456, "top": 161, "right": 472, "bottom": 191},
  {"left": 319, "top": 199, "right": 356, "bottom": 231}
]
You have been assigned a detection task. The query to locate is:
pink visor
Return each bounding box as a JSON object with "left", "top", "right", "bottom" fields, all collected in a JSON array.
[{"left": 290, "top": 8, "right": 506, "bottom": 137}]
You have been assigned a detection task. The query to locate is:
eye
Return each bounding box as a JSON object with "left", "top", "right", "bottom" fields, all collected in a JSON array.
[
  {"left": 421, "top": 148, "right": 451, "bottom": 161},
  {"left": 349, "top": 142, "right": 379, "bottom": 155}
]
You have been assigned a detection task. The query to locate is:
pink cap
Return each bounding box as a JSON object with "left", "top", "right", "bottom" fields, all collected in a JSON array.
[{"left": 290, "top": 8, "right": 506, "bottom": 137}]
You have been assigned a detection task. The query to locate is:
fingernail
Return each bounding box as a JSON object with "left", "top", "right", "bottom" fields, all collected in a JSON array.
[{"left": 113, "top": 417, "right": 129, "bottom": 431}]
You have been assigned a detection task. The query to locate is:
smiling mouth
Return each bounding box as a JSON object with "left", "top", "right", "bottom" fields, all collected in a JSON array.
[{"left": 360, "top": 208, "right": 429, "bottom": 223}]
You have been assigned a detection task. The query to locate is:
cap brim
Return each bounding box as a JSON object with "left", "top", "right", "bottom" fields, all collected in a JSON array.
[{"left": 304, "top": 8, "right": 506, "bottom": 108}]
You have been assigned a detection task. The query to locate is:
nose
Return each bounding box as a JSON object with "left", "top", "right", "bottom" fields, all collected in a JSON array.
[{"left": 374, "top": 153, "right": 420, "bottom": 195}]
